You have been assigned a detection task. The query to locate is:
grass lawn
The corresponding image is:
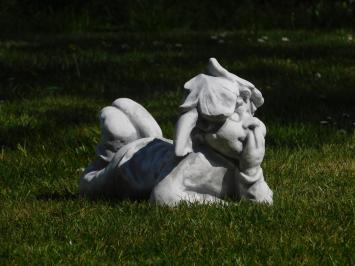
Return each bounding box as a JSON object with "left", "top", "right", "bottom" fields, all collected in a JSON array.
[{"left": 0, "top": 30, "right": 354, "bottom": 265}]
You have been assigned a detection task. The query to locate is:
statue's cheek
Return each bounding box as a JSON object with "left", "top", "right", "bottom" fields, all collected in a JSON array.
[
  {"left": 218, "top": 119, "right": 247, "bottom": 143},
  {"left": 205, "top": 133, "right": 244, "bottom": 158}
]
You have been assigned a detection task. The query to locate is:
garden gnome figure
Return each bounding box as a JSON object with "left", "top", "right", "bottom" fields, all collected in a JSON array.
[{"left": 80, "top": 58, "right": 273, "bottom": 205}]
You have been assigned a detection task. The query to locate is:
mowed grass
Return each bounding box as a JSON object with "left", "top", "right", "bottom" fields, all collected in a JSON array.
[{"left": 0, "top": 30, "right": 354, "bottom": 265}]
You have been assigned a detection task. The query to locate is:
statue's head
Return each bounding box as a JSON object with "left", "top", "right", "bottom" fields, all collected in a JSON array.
[{"left": 174, "top": 58, "right": 264, "bottom": 159}]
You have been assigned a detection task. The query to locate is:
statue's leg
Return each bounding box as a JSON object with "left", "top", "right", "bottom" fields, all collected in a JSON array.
[
  {"left": 96, "top": 99, "right": 163, "bottom": 162},
  {"left": 79, "top": 158, "right": 115, "bottom": 198},
  {"left": 112, "top": 98, "right": 162, "bottom": 138},
  {"left": 80, "top": 98, "right": 163, "bottom": 198},
  {"left": 79, "top": 150, "right": 129, "bottom": 198},
  {"left": 96, "top": 106, "right": 139, "bottom": 162},
  {"left": 79, "top": 105, "right": 140, "bottom": 198}
]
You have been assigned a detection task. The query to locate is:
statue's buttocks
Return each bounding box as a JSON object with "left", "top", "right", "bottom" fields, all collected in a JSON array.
[{"left": 117, "top": 138, "right": 177, "bottom": 192}]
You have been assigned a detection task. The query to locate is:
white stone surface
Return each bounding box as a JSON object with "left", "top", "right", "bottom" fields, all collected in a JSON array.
[{"left": 80, "top": 58, "right": 273, "bottom": 205}]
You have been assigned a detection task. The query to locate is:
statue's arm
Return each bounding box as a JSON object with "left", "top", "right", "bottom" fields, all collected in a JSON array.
[
  {"left": 236, "top": 121, "right": 273, "bottom": 204},
  {"left": 151, "top": 152, "right": 228, "bottom": 206}
]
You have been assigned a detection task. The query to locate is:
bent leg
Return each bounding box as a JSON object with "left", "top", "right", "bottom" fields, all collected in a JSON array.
[
  {"left": 80, "top": 146, "right": 153, "bottom": 199},
  {"left": 80, "top": 98, "right": 164, "bottom": 198},
  {"left": 97, "top": 106, "right": 139, "bottom": 162},
  {"left": 112, "top": 98, "right": 162, "bottom": 138},
  {"left": 96, "top": 99, "right": 163, "bottom": 162}
]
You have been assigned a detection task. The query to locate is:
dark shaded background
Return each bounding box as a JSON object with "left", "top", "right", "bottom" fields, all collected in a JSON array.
[
  {"left": 1, "top": 0, "right": 354, "bottom": 36},
  {"left": 0, "top": 0, "right": 354, "bottom": 148}
]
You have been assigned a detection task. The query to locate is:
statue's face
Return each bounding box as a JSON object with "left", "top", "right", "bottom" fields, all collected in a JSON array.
[
  {"left": 203, "top": 96, "right": 266, "bottom": 160},
  {"left": 204, "top": 113, "right": 247, "bottom": 159}
]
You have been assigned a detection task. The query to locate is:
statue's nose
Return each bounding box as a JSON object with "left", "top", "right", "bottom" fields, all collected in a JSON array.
[{"left": 242, "top": 117, "right": 261, "bottom": 130}]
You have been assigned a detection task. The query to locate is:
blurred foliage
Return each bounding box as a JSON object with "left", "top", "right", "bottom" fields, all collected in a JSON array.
[{"left": 0, "top": 0, "right": 354, "bottom": 36}]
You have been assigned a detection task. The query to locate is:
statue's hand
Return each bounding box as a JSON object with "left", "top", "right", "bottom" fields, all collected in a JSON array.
[{"left": 238, "top": 118, "right": 266, "bottom": 175}]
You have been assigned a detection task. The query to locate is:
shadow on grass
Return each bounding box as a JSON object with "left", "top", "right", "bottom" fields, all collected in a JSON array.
[
  {"left": 5, "top": 32, "right": 355, "bottom": 60},
  {"left": 1, "top": 32, "right": 354, "bottom": 103},
  {"left": 0, "top": 32, "right": 354, "bottom": 150},
  {"left": 0, "top": 105, "right": 98, "bottom": 148},
  {"left": 39, "top": 105, "right": 97, "bottom": 126}
]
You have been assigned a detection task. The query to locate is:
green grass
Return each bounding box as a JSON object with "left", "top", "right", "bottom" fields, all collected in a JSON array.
[{"left": 0, "top": 30, "right": 354, "bottom": 265}]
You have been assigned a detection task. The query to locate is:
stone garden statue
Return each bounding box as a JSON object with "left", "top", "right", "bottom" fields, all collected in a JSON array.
[{"left": 80, "top": 58, "right": 273, "bottom": 205}]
